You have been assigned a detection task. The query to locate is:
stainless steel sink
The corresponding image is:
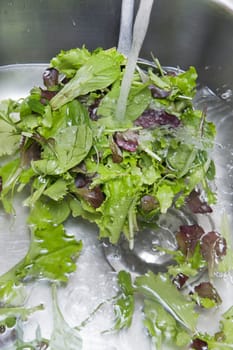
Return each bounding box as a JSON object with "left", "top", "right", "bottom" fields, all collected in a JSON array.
[
  {"left": 0, "top": 1, "right": 233, "bottom": 349},
  {"left": 0, "top": 0, "right": 233, "bottom": 105}
]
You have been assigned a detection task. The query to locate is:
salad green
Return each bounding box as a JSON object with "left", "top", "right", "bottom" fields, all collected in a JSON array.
[{"left": 0, "top": 46, "right": 232, "bottom": 349}]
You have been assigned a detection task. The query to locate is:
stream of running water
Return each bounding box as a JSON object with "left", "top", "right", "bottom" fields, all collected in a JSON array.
[{"left": 116, "top": 0, "right": 154, "bottom": 122}]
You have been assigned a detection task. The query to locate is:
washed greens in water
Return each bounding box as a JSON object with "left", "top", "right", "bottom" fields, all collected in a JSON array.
[{"left": 0, "top": 46, "right": 230, "bottom": 349}]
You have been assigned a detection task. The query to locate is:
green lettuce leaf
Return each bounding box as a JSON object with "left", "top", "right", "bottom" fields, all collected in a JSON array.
[
  {"left": 113, "top": 271, "right": 135, "bottom": 330},
  {"left": 50, "top": 285, "right": 82, "bottom": 350},
  {"left": 135, "top": 271, "right": 198, "bottom": 332},
  {"left": 32, "top": 124, "right": 93, "bottom": 175},
  {"left": 193, "top": 306, "right": 233, "bottom": 349},
  {"left": 143, "top": 298, "right": 190, "bottom": 349},
  {"left": 50, "top": 48, "right": 124, "bottom": 110},
  {"left": 97, "top": 174, "right": 141, "bottom": 244},
  {"left": 0, "top": 201, "right": 82, "bottom": 305},
  {"left": 50, "top": 46, "right": 92, "bottom": 78},
  {"left": 0, "top": 119, "right": 20, "bottom": 157}
]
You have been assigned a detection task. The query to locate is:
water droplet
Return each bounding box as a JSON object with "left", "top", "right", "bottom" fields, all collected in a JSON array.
[{"left": 221, "top": 89, "right": 232, "bottom": 100}]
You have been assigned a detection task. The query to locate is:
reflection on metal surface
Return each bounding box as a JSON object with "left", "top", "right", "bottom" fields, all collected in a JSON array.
[
  {"left": 195, "top": 86, "right": 233, "bottom": 213},
  {"left": 103, "top": 208, "right": 195, "bottom": 275},
  {"left": 211, "top": 0, "right": 233, "bottom": 11}
]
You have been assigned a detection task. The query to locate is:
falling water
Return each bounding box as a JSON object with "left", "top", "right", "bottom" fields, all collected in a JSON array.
[
  {"left": 116, "top": 0, "right": 154, "bottom": 122},
  {"left": 117, "top": 0, "right": 135, "bottom": 56}
]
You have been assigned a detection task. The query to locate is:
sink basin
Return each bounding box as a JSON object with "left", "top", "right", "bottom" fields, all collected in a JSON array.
[{"left": 0, "top": 1, "right": 233, "bottom": 349}]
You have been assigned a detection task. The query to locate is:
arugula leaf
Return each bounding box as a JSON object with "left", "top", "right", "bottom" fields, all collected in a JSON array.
[{"left": 135, "top": 271, "right": 198, "bottom": 332}]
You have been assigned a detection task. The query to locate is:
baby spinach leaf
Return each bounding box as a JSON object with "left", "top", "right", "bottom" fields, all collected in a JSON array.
[{"left": 32, "top": 124, "right": 93, "bottom": 175}]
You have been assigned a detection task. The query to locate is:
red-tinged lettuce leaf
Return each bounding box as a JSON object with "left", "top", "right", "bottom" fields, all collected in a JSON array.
[
  {"left": 176, "top": 224, "right": 205, "bottom": 256},
  {"left": 43, "top": 68, "right": 59, "bottom": 88},
  {"left": 76, "top": 185, "right": 105, "bottom": 209},
  {"left": 186, "top": 190, "right": 213, "bottom": 214},
  {"left": 135, "top": 271, "right": 198, "bottom": 332},
  {"left": 200, "top": 231, "right": 227, "bottom": 275},
  {"left": 176, "top": 224, "right": 226, "bottom": 277},
  {"left": 172, "top": 273, "right": 189, "bottom": 290},
  {"left": 191, "top": 282, "right": 222, "bottom": 309},
  {"left": 190, "top": 338, "right": 209, "bottom": 350},
  {"left": 134, "top": 108, "right": 180, "bottom": 128},
  {"left": 114, "top": 130, "right": 139, "bottom": 152}
]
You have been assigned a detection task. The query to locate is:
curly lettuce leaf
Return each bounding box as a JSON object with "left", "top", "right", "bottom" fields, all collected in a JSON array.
[
  {"left": 97, "top": 174, "right": 141, "bottom": 244},
  {"left": 50, "top": 46, "right": 92, "bottom": 78}
]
